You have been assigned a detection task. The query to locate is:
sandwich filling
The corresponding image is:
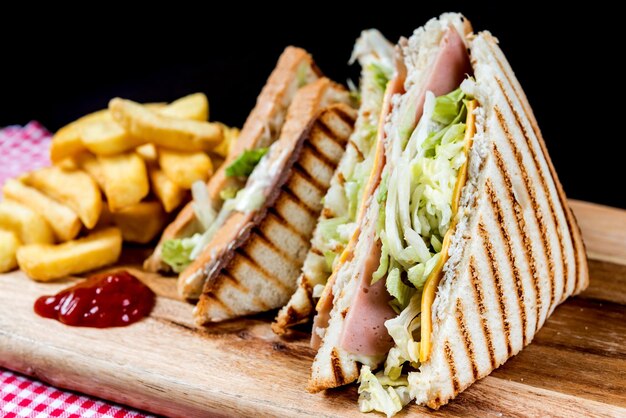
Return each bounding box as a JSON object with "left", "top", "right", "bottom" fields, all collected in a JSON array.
[
  {"left": 306, "top": 31, "right": 394, "bottom": 304},
  {"left": 161, "top": 145, "right": 284, "bottom": 273},
  {"left": 358, "top": 88, "right": 477, "bottom": 416},
  {"left": 328, "top": 23, "right": 476, "bottom": 416}
]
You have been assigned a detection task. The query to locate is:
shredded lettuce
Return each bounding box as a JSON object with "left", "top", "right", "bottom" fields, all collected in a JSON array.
[
  {"left": 308, "top": 46, "right": 393, "bottom": 288},
  {"left": 162, "top": 234, "right": 202, "bottom": 273},
  {"left": 381, "top": 87, "right": 468, "bottom": 307},
  {"left": 225, "top": 148, "right": 268, "bottom": 178},
  {"left": 358, "top": 366, "right": 411, "bottom": 418},
  {"left": 219, "top": 186, "right": 239, "bottom": 201},
  {"left": 358, "top": 86, "right": 472, "bottom": 416},
  {"left": 370, "top": 63, "right": 392, "bottom": 92},
  {"left": 385, "top": 268, "right": 414, "bottom": 312}
]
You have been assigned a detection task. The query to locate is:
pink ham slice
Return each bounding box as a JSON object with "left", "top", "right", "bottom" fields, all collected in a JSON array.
[
  {"left": 310, "top": 57, "right": 405, "bottom": 351},
  {"left": 413, "top": 25, "right": 472, "bottom": 125},
  {"left": 337, "top": 26, "right": 471, "bottom": 357},
  {"left": 339, "top": 231, "right": 396, "bottom": 355}
]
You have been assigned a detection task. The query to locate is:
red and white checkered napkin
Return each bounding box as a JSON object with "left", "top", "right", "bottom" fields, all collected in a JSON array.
[
  {"left": 0, "top": 121, "right": 52, "bottom": 187},
  {"left": 0, "top": 123, "right": 152, "bottom": 417},
  {"left": 0, "top": 369, "right": 152, "bottom": 418}
]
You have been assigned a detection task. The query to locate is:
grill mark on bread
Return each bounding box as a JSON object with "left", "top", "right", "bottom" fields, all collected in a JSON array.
[
  {"left": 491, "top": 48, "right": 581, "bottom": 285},
  {"left": 486, "top": 42, "right": 576, "bottom": 289},
  {"left": 280, "top": 187, "right": 317, "bottom": 217},
  {"left": 292, "top": 161, "right": 326, "bottom": 193},
  {"left": 266, "top": 209, "right": 310, "bottom": 243},
  {"left": 444, "top": 341, "right": 460, "bottom": 395},
  {"left": 204, "top": 294, "right": 233, "bottom": 315},
  {"left": 469, "top": 257, "right": 496, "bottom": 368},
  {"left": 321, "top": 208, "right": 334, "bottom": 218},
  {"left": 220, "top": 270, "right": 248, "bottom": 292},
  {"left": 332, "top": 106, "right": 358, "bottom": 132},
  {"left": 232, "top": 248, "right": 290, "bottom": 293},
  {"left": 221, "top": 270, "right": 271, "bottom": 310},
  {"left": 337, "top": 171, "right": 346, "bottom": 186},
  {"left": 491, "top": 151, "right": 543, "bottom": 332},
  {"left": 455, "top": 299, "right": 478, "bottom": 380},
  {"left": 330, "top": 348, "right": 346, "bottom": 386},
  {"left": 483, "top": 170, "right": 528, "bottom": 344},
  {"left": 349, "top": 139, "right": 365, "bottom": 160},
  {"left": 302, "top": 141, "right": 339, "bottom": 173},
  {"left": 315, "top": 119, "right": 348, "bottom": 148},
  {"left": 251, "top": 229, "right": 301, "bottom": 268},
  {"left": 479, "top": 217, "right": 512, "bottom": 357},
  {"left": 494, "top": 107, "right": 556, "bottom": 316},
  {"left": 494, "top": 76, "right": 571, "bottom": 303},
  {"left": 318, "top": 110, "right": 355, "bottom": 142},
  {"left": 301, "top": 275, "right": 315, "bottom": 306}
]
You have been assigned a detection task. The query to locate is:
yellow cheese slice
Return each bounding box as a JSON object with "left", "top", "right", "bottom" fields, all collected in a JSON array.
[{"left": 420, "top": 100, "right": 477, "bottom": 363}]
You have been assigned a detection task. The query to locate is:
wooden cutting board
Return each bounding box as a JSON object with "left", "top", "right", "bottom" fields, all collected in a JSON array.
[{"left": 1, "top": 199, "right": 625, "bottom": 417}]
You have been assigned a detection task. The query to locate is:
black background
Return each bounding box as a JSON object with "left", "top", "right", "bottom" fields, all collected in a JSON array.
[{"left": 1, "top": 6, "right": 618, "bottom": 207}]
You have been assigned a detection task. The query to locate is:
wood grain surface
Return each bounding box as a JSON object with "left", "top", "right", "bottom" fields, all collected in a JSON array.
[{"left": 0, "top": 199, "right": 625, "bottom": 417}]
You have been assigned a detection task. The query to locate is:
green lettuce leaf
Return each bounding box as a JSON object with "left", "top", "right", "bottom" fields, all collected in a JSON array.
[
  {"left": 431, "top": 87, "right": 465, "bottom": 125},
  {"left": 225, "top": 148, "right": 268, "bottom": 178},
  {"left": 358, "top": 366, "right": 411, "bottom": 418},
  {"left": 162, "top": 234, "right": 202, "bottom": 273},
  {"left": 385, "top": 268, "right": 414, "bottom": 311}
]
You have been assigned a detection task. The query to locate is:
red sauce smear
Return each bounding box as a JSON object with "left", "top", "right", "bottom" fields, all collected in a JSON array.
[{"left": 34, "top": 270, "right": 155, "bottom": 328}]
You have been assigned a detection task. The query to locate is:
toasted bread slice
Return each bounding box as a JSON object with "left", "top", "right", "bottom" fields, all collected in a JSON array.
[
  {"left": 145, "top": 46, "right": 321, "bottom": 272},
  {"left": 194, "top": 102, "right": 357, "bottom": 324}
]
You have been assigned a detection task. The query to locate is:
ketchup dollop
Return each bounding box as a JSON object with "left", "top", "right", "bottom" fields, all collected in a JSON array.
[{"left": 34, "top": 270, "right": 155, "bottom": 328}]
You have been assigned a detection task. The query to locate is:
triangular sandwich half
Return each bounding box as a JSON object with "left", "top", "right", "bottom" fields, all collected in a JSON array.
[
  {"left": 156, "top": 75, "right": 355, "bottom": 323},
  {"left": 308, "top": 13, "right": 588, "bottom": 416},
  {"left": 273, "top": 29, "right": 396, "bottom": 335},
  {"left": 145, "top": 46, "right": 321, "bottom": 273}
]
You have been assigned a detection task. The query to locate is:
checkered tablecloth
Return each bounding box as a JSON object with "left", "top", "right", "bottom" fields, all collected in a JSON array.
[
  {"left": 0, "top": 370, "right": 151, "bottom": 418},
  {"left": 0, "top": 123, "right": 151, "bottom": 418}
]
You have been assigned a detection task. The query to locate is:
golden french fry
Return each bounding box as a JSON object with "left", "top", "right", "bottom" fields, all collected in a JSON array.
[
  {"left": 0, "top": 200, "right": 54, "bottom": 244},
  {"left": 0, "top": 229, "right": 20, "bottom": 273},
  {"left": 149, "top": 168, "right": 186, "bottom": 212},
  {"left": 135, "top": 143, "right": 158, "bottom": 165},
  {"left": 80, "top": 119, "right": 146, "bottom": 155},
  {"left": 98, "top": 153, "right": 149, "bottom": 211},
  {"left": 159, "top": 93, "right": 209, "bottom": 121},
  {"left": 50, "top": 109, "right": 111, "bottom": 163},
  {"left": 158, "top": 148, "right": 213, "bottom": 189},
  {"left": 3, "top": 179, "right": 81, "bottom": 242},
  {"left": 16, "top": 227, "right": 122, "bottom": 281},
  {"left": 111, "top": 201, "right": 166, "bottom": 244},
  {"left": 73, "top": 152, "right": 106, "bottom": 188},
  {"left": 110, "top": 98, "right": 223, "bottom": 151},
  {"left": 213, "top": 124, "right": 239, "bottom": 158},
  {"left": 25, "top": 167, "right": 102, "bottom": 229}
]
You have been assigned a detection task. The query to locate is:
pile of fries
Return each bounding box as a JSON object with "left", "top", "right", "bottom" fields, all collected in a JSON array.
[{"left": 0, "top": 93, "right": 238, "bottom": 280}]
